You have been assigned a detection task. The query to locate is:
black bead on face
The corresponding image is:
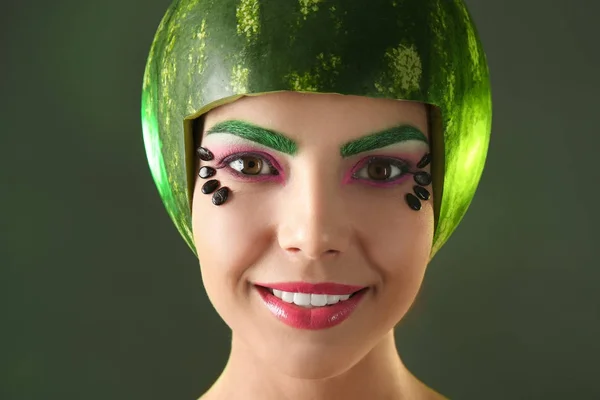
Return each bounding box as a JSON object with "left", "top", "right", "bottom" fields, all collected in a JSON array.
[
  {"left": 404, "top": 152, "right": 432, "bottom": 211},
  {"left": 405, "top": 193, "right": 422, "bottom": 211},
  {"left": 413, "top": 171, "right": 432, "bottom": 186},
  {"left": 413, "top": 185, "right": 430, "bottom": 201},
  {"left": 196, "top": 146, "right": 232, "bottom": 206},
  {"left": 199, "top": 166, "right": 216, "bottom": 179},
  {"left": 212, "top": 187, "right": 230, "bottom": 206},
  {"left": 201, "top": 179, "right": 220, "bottom": 194},
  {"left": 197, "top": 146, "right": 214, "bottom": 161},
  {"left": 417, "top": 153, "right": 431, "bottom": 169}
]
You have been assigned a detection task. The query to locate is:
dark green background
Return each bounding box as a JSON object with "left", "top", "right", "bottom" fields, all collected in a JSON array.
[{"left": 2, "top": 0, "right": 598, "bottom": 398}]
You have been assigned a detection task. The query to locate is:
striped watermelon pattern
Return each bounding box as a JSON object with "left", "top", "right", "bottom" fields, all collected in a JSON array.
[{"left": 141, "top": 0, "right": 492, "bottom": 258}]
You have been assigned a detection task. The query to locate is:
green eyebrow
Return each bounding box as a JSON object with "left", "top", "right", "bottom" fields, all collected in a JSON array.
[
  {"left": 340, "top": 125, "right": 428, "bottom": 158},
  {"left": 206, "top": 120, "right": 298, "bottom": 155},
  {"left": 205, "top": 120, "right": 428, "bottom": 158}
]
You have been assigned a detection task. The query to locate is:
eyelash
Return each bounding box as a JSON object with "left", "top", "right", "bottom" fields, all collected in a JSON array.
[
  {"left": 216, "top": 151, "right": 283, "bottom": 182},
  {"left": 349, "top": 156, "right": 412, "bottom": 187},
  {"left": 215, "top": 151, "right": 413, "bottom": 186}
]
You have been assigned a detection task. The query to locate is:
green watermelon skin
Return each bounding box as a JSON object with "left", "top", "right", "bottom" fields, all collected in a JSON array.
[{"left": 141, "top": 0, "right": 492, "bottom": 258}]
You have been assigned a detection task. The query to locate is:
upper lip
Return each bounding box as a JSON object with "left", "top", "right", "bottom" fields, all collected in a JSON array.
[{"left": 254, "top": 282, "right": 367, "bottom": 295}]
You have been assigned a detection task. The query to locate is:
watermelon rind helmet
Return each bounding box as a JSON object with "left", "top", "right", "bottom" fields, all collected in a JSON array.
[{"left": 141, "top": 0, "right": 492, "bottom": 259}]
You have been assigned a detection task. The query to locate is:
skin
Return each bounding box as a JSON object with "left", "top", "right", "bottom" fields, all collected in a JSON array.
[{"left": 192, "top": 92, "right": 446, "bottom": 400}]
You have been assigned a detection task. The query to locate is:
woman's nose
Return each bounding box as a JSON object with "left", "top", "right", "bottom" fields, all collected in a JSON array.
[{"left": 276, "top": 169, "right": 352, "bottom": 261}]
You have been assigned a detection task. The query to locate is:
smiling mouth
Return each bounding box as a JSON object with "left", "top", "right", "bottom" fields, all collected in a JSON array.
[
  {"left": 254, "top": 284, "right": 369, "bottom": 330},
  {"left": 255, "top": 285, "right": 366, "bottom": 308}
]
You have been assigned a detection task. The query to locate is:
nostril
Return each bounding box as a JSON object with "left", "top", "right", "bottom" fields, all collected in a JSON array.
[
  {"left": 283, "top": 247, "right": 340, "bottom": 259},
  {"left": 322, "top": 249, "right": 340, "bottom": 258}
]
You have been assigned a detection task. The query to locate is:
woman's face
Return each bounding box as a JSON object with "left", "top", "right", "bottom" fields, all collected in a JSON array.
[{"left": 192, "top": 92, "right": 433, "bottom": 378}]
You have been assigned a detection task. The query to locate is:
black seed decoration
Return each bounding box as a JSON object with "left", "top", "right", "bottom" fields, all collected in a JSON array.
[
  {"left": 414, "top": 171, "right": 432, "bottom": 186},
  {"left": 201, "top": 179, "right": 220, "bottom": 194},
  {"left": 417, "top": 153, "right": 431, "bottom": 169},
  {"left": 197, "top": 147, "right": 214, "bottom": 161},
  {"left": 198, "top": 166, "right": 216, "bottom": 179},
  {"left": 212, "top": 187, "right": 230, "bottom": 206},
  {"left": 405, "top": 193, "right": 422, "bottom": 211},
  {"left": 414, "top": 185, "right": 430, "bottom": 201}
]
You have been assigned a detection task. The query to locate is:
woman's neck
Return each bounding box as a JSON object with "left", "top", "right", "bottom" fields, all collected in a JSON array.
[{"left": 200, "top": 330, "right": 445, "bottom": 400}]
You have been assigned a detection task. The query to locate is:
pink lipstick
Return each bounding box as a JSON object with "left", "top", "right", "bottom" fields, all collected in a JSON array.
[{"left": 254, "top": 282, "right": 368, "bottom": 330}]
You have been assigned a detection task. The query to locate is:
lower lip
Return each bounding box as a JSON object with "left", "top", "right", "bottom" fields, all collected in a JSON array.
[{"left": 255, "top": 286, "right": 367, "bottom": 330}]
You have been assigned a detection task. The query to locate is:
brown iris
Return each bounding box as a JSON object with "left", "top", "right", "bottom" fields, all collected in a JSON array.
[
  {"left": 367, "top": 160, "right": 392, "bottom": 180},
  {"left": 238, "top": 156, "right": 262, "bottom": 175}
]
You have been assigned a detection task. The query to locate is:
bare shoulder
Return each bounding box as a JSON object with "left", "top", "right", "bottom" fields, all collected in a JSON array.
[
  {"left": 196, "top": 390, "right": 212, "bottom": 400},
  {"left": 412, "top": 378, "right": 448, "bottom": 400},
  {"left": 421, "top": 385, "right": 448, "bottom": 400},
  {"left": 196, "top": 385, "right": 221, "bottom": 400},
  {"left": 427, "top": 390, "right": 448, "bottom": 400}
]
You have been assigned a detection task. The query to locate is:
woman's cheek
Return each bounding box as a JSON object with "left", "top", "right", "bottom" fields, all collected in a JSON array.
[
  {"left": 350, "top": 190, "right": 433, "bottom": 280},
  {"left": 193, "top": 186, "right": 276, "bottom": 277}
]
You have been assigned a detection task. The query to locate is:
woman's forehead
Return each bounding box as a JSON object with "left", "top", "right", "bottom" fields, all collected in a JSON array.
[{"left": 202, "top": 92, "right": 429, "bottom": 142}]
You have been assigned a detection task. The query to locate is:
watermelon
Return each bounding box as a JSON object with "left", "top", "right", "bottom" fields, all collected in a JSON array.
[{"left": 141, "top": 0, "right": 492, "bottom": 258}]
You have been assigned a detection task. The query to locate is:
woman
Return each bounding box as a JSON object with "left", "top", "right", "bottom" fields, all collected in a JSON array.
[{"left": 141, "top": 0, "right": 491, "bottom": 398}]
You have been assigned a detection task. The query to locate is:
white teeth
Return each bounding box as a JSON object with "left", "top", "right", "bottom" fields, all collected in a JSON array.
[
  {"left": 270, "top": 290, "right": 354, "bottom": 307},
  {"left": 311, "top": 294, "right": 328, "bottom": 307},
  {"left": 281, "top": 291, "right": 294, "bottom": 303},
  {"left": 293, "top": 293, "right": 311, "bottom": 306}
]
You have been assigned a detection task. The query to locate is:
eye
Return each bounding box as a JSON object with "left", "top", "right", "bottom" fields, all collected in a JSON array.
[
  {"left": 353, "top": 157, "right": 409, "bottom": 181},
  {"left": 228, "top": 154, "right": 278, "bottom": 176}
]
